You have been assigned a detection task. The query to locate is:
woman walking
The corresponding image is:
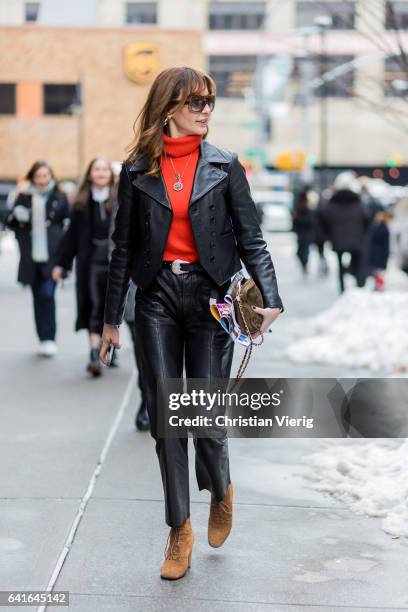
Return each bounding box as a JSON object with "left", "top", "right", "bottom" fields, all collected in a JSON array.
[
  {"left": 108, "top": 204, "right": 149, "bottom": 430},
  {"left": 53, "top": 157, "right": 116, "bottom": 376},
  {"left": 100, "top": 67, "right": 284, "bottom": 579},
  {"left": 366, "top": 210, "right": 392, "bottom": 291},
  {"left": 6, "top": 161, "right": 70, "bottom": 356},
  {"left": 292, "top": 189, "right": 317, "bottom": 275},
  {"left": 319, "top": 171, "right": 370, "bottom": 293}
]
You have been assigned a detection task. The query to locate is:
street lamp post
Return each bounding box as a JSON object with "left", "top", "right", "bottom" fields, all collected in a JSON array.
[
  {"left": 253, "top": 2, "right": 272, "bottom": 169},
  {"left": 314, "top": 15, "right": 332, "bottom": 190}
]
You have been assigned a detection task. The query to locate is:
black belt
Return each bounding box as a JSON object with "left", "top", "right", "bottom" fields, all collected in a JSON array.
[{"left": 162, "top": 260, "right": 206, "bottom": 275}]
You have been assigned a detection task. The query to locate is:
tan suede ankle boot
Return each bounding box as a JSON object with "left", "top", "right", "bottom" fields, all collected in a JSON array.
[
  {"left": 208, "top": 483, "right": 233, "bottom": 548},
  {"left": 160, "top": 517, "right": 194, "bottom": 580}
]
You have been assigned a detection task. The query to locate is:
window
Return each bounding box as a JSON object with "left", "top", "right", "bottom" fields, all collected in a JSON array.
[
  {"left": 209, "top": 55, "right": 258, "bottom": 97},
  {"left": 25, "top": 2, "right": 40, "bottom": 22},
  {"left": 0, "top": 84, "right": 16, "bottom": 114},
  {"left": 126, "top": 2, "right": 157, "bottom": 24},
  {"left": 293, "top": 55, "right": 354, "bottom": 98},
  {"left": 43, "top": 84, "right": 80, "bottom": 115},
  {"left": 209, "top": 2, "right": 265, "bottom": 30},
  {"left": 384, "top": 56, "right": 408, "bottom": 97},
  {"left": 296, "top": 2, "right": 355, "bottom": 30},
  {"left": 386, "top": 2, "right": 408, "bottom": 30}
]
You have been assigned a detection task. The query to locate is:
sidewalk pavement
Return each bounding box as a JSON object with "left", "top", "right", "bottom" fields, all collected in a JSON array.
[{"left": 0, "top": 231, "right": 407, "bottom": 612}]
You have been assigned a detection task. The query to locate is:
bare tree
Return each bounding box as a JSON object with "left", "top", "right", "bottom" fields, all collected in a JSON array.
[{"left": 297, "top": 0, "right": 408, "bottom": 131}]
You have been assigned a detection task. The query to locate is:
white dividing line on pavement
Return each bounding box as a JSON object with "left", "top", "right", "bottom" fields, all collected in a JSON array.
[{"left": 37, "top": 370, "right": 137, "bottom": 612}]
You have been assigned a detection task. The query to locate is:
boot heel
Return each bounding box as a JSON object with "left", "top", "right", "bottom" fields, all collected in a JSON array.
[{"left": 188, "top": 550, "right": 192, "bottom": 567}]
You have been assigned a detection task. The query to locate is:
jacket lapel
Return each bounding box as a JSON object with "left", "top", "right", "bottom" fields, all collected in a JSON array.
[
  {"left": 189, "top": 153, "right": 227, "bottom": 206},
  {"left": 132, "top": 172, "right": 172, "bottom": 210}
]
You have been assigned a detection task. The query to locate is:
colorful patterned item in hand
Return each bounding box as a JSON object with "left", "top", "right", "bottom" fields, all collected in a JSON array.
[{"left": 209, "top": 274, "right": 251, "bottom": 347}]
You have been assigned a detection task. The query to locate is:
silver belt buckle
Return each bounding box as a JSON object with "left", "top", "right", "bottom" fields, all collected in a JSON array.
[{"left": 171, "top": 259, "right": 189, "bottom": 275}]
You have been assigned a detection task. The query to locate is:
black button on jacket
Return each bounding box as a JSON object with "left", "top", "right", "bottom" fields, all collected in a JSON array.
[{"left": 104, "top": 140, "right": 284, "bottom": 326}]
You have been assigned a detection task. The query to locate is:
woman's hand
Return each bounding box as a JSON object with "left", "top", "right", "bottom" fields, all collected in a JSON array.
[
  {"left": 99, "top": 323, "right": 121, "bottom": 366},
  {"left": 251, "top": 306, "right": 281, "bottom": 339},
  {"left": 52, "top": 266, "right": 64, "bottom": 282}
]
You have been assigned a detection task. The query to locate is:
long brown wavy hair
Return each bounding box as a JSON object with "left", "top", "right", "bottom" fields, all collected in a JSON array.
[
  {"left": 74, "top": 156, "right": 116, "bottom": 211},
  {"left": 125, "top": 66, "right": 216, "bottom": 177},
  {"left": 25, "top": 160, "right": 58, "bottom": 185}
]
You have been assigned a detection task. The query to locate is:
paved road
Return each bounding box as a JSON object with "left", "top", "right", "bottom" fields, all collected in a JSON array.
[{"left": 1, "top": 231, "right": 407, "bottom": 612}]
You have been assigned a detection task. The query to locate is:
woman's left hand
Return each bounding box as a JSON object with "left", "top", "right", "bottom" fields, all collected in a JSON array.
[{"left": 250, "top": 306, "right": 282, "bottom": 339}]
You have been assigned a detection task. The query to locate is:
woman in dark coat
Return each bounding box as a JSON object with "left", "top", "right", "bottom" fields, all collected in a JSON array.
[
  {"left": 53, "top": 157, "right": 116, "bottom": 376},
  {"left": 319, "top": 172, "right": 370, "bottom": 292},
  {"left": 108, "top": 202, "right": 149, "bottom": 431},
  {"left": 99, "top": 67, "right": 284, "bottom": 580},
  {"left": 6, "top": 161, "right": 70, "bottom": 356},
  {"left": 366, "top": 210, "right": 392, "bottom": 291},
  {"left": 292, "top": 189, "right": 317, "bottom": 275}
]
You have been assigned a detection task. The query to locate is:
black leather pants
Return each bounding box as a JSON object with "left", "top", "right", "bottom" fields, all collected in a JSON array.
[{"left": 133, "top": 267, "right": 234, "bottom": 527}]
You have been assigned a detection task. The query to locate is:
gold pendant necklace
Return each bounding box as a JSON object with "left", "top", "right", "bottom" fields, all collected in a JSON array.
[{"left": 166, "top": 152, "right": 193, "bottom": 191}]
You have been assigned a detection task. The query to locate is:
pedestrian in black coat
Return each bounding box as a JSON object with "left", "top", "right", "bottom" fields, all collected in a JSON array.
[
  {"left": 319, "top": 172, "right": 370, "bottom": 292},
  {"left": 292, "top": 189, "right": 317, "bottom": 274},
  {"left": 107, "top": 200, "right": 149, "bottom": 431},
  {"left": 53, "top": 157, "right": 116, "bottom": 377},
  {"left": 5, "top": 161, "right": 70, "bottom": 356},
  {"left": 366, "top": 210, "right": 392, "bottom": 291}
]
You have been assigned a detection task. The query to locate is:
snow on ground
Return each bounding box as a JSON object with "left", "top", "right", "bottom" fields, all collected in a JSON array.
[
  {"left": 286, "top": 288, "right": 408, "bottom": 374},
  {"left": 301, "top": 439, "right": 408, "bottom": 538}
]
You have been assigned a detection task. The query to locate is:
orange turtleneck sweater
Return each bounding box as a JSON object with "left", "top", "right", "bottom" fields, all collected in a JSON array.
[{"left": 161, "top": 133, "right": 201, "bottom": 262}]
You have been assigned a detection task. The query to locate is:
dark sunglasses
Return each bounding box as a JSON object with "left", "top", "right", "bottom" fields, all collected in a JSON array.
[{"left": 184, "top": 95, "right": 216, "bottom": 113}]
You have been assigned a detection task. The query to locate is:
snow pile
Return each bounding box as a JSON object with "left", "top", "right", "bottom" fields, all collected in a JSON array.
[
  {"left": 302, "top": 439, "right": 408, "bottom": 538},
  {"left": 286, "top": 288, "right": 408, "bottom": 373}
]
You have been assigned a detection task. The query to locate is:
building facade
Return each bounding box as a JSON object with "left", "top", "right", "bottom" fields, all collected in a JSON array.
[
  {"left": 0, "top": 25, "right": 203, "bottom": 179},
  {"left": 1, "top": 0, "right": 408, "bottom": 180}
]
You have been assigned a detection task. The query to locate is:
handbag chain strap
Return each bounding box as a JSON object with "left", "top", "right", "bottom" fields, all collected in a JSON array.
[{"left": 229, "top": 294, "right": 264, "bottom": 390}]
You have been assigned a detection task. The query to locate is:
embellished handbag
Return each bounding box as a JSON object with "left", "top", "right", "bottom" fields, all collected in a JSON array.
[{"left": 230, "top": 276, "right": 264, "bottom": 335}]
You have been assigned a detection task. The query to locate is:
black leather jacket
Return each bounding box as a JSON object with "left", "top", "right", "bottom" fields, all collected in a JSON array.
[{"left": 104, "top": 140, "right": 284, "bottom": 325}]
